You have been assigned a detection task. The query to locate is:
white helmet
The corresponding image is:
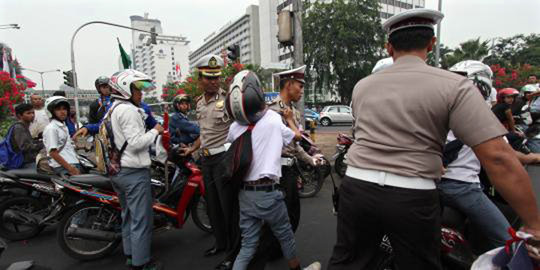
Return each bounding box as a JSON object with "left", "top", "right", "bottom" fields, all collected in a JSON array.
[
  {"left": 521, "top": 84, "right": 539, "bottom": 94},
  {"left": 372, "top": 57, "right": 394, "bottom": 73},
  {"left": 45, "top": 96, "right": 70, "bottom": 118},
  {"left": 225, "top": 70, "right": 266, "bottom": 125},
  {"left": 108, "top": 69, "right": 156, "bottom": 100},
  {"left": 449, "top": 60, "right": 493, "bottom": 87}
]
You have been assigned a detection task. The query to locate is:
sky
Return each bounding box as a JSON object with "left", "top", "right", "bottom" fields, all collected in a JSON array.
[{"left": 1, "top": 0, "right": 539, "bottom": 90}]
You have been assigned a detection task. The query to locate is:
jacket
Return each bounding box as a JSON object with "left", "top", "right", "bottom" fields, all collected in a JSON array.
[
  {"left": 10, "top": 122, "right": 43, "bottom": 164},
  {"left": 86, "top": 101, "right": 157, "bottom": 136},
  {"left": 169, "top": 111, "right": 200, "bottom": 145}
]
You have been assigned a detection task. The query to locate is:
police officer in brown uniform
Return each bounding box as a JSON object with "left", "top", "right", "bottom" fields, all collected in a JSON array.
[
  {"left": 328, "top": 8, "right": 540, "bottom": 269},
  {"left": 246, "top": 66, "right": 323, "bottom": 269},
  {"left": 181, "top": 54, "right": 238, "bottom": 270}
]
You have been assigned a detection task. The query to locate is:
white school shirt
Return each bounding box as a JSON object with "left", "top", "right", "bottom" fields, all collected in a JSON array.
[
  {"left": 226, "top": 110, "right": 295, "bottom": 182},
  {"left": 43, "top": 119, "right": 79, "bottom": 168}
]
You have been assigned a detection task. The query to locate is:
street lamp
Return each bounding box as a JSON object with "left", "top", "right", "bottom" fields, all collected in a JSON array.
[
  {"left": 0, "top": 24, "right": 20, "bottom": 30},
  {"left": 70, "top": 21, "right": 158, "bottom": 123},
  {"left": 22, "top": 68, "right": 61, "bottom": 96}
]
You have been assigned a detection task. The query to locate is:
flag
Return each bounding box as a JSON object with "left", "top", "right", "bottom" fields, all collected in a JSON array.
[
  {"left": 175, "top": 63, "right": 181, "bottom": 78},
  {"left": 117, "top": 38, "right": 132, "bottom": 69}
]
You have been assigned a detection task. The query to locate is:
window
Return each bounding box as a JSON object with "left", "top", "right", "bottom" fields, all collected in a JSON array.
[
  {"left": 339, "top": 107, "right": 351, "bottom": 113},
  {"left": 328, "top": 107, "right": 338, "bottom": 113}
]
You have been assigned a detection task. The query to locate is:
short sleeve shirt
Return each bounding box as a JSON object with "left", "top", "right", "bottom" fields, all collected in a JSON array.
[
  {"left": 347, "top": 55, "right": 507, "bottom": 179},
  {"left": 43, "top": 119, "right": 79, "bottom": 168},
  {"left": 196, "top": 89, "right": 232, "bottom": 149},
  {"left": 226, "top": 110, "right": 294, "bottom": 182}
]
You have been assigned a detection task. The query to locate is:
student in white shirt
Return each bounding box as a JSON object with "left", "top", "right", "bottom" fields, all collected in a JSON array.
[
  {"left": 42, "top": 96, "right": 80, "bottom": 176},
  {"left": 225, "top": 71, "right": 320, "bottom": 270}
]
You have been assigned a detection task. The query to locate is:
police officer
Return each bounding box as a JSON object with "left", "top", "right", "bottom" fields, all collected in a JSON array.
[
  {"left": 170, "top": 94, "right": 200, "bottom": 145},
  {"left": 246, "top": 66, "right": 323, "bottom": 269},
  {"left": 180, "top": 54, "right": 237, "bottom": 270},
  {"left": 328, "top": 8, "right": 540, "bottom": 269}
]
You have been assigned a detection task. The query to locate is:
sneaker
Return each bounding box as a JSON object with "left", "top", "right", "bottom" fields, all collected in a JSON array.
[{"left": 303, "top": 261, "right": 321, "bottom": 270}]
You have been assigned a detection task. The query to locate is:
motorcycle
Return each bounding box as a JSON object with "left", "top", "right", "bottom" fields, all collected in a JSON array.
[
  {"left": 52, "top": 151, "right": 211, "bottom": 261},
  {"left": 294, "top": 133, "right": 331, "bottom": 198},
  {"left": 332, "top": 133, "right": 353, "bottom": 178}
]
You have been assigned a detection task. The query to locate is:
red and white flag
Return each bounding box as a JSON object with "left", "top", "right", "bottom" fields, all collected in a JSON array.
[{"left": 175, "top": 63, "right": 181, "bottom": 78}]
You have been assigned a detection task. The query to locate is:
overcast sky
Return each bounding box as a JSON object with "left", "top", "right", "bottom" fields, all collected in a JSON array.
[{"left": 1, "top": 0, "right": 538, "bottom": 90}]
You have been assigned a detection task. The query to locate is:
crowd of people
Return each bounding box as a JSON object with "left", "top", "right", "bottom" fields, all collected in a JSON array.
[{"left": 3, "top": 6, "right": 540, "bottom": 270}]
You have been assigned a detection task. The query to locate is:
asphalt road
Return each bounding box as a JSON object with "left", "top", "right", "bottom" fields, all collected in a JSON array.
[
  {"left": 315, "top": 124, "right": 352, "bottom": 133},
  {"left": 0, "top": 176, "right": 342, "bottom": 270}
]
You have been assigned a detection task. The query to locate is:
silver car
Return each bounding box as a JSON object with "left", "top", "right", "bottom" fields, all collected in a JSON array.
[{"left": 319, "top": 105, "right": 353, "bottom": 126}]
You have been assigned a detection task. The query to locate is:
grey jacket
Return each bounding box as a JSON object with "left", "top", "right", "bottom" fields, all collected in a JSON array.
[{"left": 11, "top": 122, "right": 44, "bottom": 164}]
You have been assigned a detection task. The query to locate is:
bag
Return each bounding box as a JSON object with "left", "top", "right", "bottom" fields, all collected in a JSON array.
[
  {"left": 221, "top": 125, "right": 255, "bottom": 182},
  {"left": 0, "top": 123, "right": 24, "bottom": 170},
  {"left": 95, "top": 103, "right": 128, "bottom": 176}
]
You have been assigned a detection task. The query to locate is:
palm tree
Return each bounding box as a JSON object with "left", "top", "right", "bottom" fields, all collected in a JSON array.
[{"left": 446, "top": 38, "right": 490, "bottom": 67}]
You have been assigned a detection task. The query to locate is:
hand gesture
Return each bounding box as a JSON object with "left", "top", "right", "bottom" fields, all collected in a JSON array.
[
  {"left": 72, "top": 127, "right": 88, "bottom": 140},
  {"left": 154, "top": 124, "right": 164, "bottom": 134}
]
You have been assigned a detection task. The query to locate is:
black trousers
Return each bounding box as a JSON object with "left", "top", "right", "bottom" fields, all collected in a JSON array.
[
  {"left": 328, "top": 176, "right": 442, "bottom": 270},
  {"left": 246, "top": 166, "right": 301, "bottom": 269},
  {"left": 201, "top": 153, "right": 241, "bottom": 260}
]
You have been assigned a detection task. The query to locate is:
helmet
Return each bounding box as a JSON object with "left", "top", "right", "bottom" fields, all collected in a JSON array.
[
  {"left": 225, "top": 70, "right": 266, "bottom": 125},
  {"left": 372, "top": 57, "right": 393, "bottom": 73},
  {"left": 497, "top": 88, "right": 519, "bottom": 103},
  {"left": 173, "top": 94, "right": 191, "bottom": 112},
  {"left": 521, "top": 84, "right": 538, "bottom": 94},
  {"left": 94, "top": 76, "right": 110, "bottom": 90},
  {"left": 450, "top": 60, "right": 493, "bottom": 100},
  {"left": 45, "top": 96, "right": 70, "bottom": 118},
  {"left": 108, "top": 69, "right": 156, "bottom": 100}
]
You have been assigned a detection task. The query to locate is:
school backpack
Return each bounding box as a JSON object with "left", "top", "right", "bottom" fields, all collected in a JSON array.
[
  {"left": 95, "top": 103, "right": 128, "bottom": 176},
  {"left": 0, "top": 123, "right": 24, "bottom": 170},
  {"left": 221, "top": 124, "right": 255, "bottom": 183}
]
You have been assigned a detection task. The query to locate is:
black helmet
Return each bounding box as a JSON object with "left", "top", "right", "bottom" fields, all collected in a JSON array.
[
  {"left": 173, "top": 94, "right": 191, "bottom": 112},
  {"left": 95, "top": 76, "right": 110, "bottom": 91},
  {"left": 225, "top": 70, "right": 266, "bottom": 125},
  {"left": 45, "top": 96, "right": 70, "bottom": 119}
]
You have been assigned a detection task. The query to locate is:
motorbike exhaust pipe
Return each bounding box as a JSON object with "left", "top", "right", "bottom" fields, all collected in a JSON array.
[{"left": 66, "top": 227, "right": 119, "bottom": 242}]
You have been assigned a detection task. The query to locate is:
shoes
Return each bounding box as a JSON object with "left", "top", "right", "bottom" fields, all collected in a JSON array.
[
  {"left": 204, "top": 246, "right": 224, "bottom": 257},
  {"left": 303, "top": 261, "right": 321, "bottom": 270},
  {"left": 214, "top": 260, "right": 233, "bottom": 270},
  {"left": 130, "top": 260, "right": 163, "bottom": 270}
]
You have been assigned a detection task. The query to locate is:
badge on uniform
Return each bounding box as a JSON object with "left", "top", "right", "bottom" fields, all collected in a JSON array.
[
  {"left": 203, "top": 148, "right": 210, "bottom": 157},
  {"left": 216, "top": 100, "right": 224, "bottom": 109}
]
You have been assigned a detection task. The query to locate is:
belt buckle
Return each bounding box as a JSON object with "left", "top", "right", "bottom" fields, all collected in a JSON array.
[{"left": 203, "top": 148, "right": 210, "bottom": 157}]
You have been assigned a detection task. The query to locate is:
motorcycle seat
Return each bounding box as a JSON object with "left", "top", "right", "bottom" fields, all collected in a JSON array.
[
  {"left": 68, "top": 174, "right": 113, "bottom": 190},
  {"left": 6, "top": 168, "right": 51, "bottom": 182}
]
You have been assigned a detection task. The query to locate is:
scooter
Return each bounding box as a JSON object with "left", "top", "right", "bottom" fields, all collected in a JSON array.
[
  {"left": 293, "top": 133, "right": 331, "bottom": 198},
  {"left": 332, "top": 133, "right": 353, "bottom": 178}
]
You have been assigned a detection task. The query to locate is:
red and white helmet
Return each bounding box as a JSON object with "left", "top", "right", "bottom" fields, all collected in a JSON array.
[
  {"left": 108, "top": 69, "right": 155, "bottom": 100},
  {"left": 497, "top": 88, "right": 519, "bottom": 103}
]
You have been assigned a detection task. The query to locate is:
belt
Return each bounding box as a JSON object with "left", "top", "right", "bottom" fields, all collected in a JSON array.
[
  {"left": 345, "top": 166, "right": 436, "bottom": 190},
  {"left": 202, "top": 145, "right": 226, "bottom": 157},
  {"left": 243, "top": 177, "right": 275, "bottom": 186},
  {"left": 241, "top": 184, "right": 280, "bottom": 192}
]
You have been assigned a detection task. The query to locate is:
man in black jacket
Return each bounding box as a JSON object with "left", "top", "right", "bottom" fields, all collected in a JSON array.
[{"left": 88, "top": 76, "right": 111, "bottom": 124}]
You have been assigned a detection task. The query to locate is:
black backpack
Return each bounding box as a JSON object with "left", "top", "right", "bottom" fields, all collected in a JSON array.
[{"left": 221, "top": 125, "right": 255, "bottom": 182}]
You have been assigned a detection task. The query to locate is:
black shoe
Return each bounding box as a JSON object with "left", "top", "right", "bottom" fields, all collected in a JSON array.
[
  {"left": 204, "top": 246, "right": 224, "bottom": 257},
  {"left": 215, "top": 260, "right": 233, "bottom": 270},
  {"left": 131, "top": 260, "right": 163, "bottom": 270}
]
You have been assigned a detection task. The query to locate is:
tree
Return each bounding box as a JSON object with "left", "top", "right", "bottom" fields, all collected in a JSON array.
[
  {"left": 303, "top": 0, "right": 386, "bottom": 104},
  {"left": 484, "top": 34, "right": 540, "bottom": 68},
  {"left": 445, "top": 38, "right": 490, "bottom": 67},
  {"left": 427, "top": 43, "right": 453, "bottom": 69}
]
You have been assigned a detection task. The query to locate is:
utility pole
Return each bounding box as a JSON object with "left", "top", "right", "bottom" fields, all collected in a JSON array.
[
  {"left": 434, "top": 0, "right": 442, "bottom": 67},
  {"left": 293, "top": 0, "right": 305, "bottom": 121}
]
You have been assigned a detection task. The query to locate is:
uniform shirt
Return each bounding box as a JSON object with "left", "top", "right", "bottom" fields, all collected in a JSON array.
[
  {"left": 267, "top": 95, "right": 313, "bottom": 164},
  {"left": 226, "top": 110, "right": 295, "bottom": 182},
  {"left": 169, "top": 111, "right": 200, "bottom": 145},
  {"left": 43, "top": 119, "right": 79, "bottom": 168},
  {"left": 348, "top": 55, "right": 507, "bottom": 180},
  {"left": 110, "top": 100, "right": 159, "bottom": 169},
  {"left": 442, "top": 131, "right": 480, "bottom": 183},
  {"left": 29, "top": 107, "right": 49, "bottom": 138},
  {"left": 195, "top": 89, "right": 232, "bottom": 149}
]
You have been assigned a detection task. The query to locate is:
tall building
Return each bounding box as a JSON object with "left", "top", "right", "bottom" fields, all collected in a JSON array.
[
  {"left": 189, "top": 5, "right": 261, "bottom": 70},
  {"left": 258, "top": 0, "right": 426, "bottom": 69},
  {"left": 128, "top": 14, "right": 191, "bottom": 101}
]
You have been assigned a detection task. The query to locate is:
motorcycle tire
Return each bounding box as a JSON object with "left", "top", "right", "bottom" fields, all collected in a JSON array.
[
  {"left": 190, "top": 195, "right": 213, "bottom": 233},
  {"left": 57, "top": 202, "right": 121, "bottom": 261},
  {"left": 298, "top": 165, "right": 325, "bottom": 198},
  {"left": 0, "top": 196, "right": 46, "bottom": 241},
  {"left": 334, "top": 154, "right": 347, "bottom": 178}
]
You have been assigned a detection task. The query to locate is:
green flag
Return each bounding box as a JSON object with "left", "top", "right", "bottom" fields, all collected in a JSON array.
[{"left": 117, "top": 38, "right": 132, "bottom": 69}]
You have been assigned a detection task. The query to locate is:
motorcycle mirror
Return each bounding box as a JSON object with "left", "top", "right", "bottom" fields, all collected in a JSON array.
[{"left": 523, "top": 105, "right": 530, "bottom": 111}]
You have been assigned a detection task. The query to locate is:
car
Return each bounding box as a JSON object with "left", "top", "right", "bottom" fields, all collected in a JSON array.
[
  {"left": 304, "top": 108, "right": 320, "bottom": 128},
  {"left": 319, "top": 105, "right": 353, "bottom": 126}
]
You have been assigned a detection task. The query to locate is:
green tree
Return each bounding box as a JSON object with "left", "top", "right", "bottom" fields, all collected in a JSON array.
[
  {"left": 427, "top": 43, "right": 453, "bottom": 69},
  {"left": 445, "top": 38, "right": 490, "bottom": 67},
  {"left": 484, "top": 34, "right": 540, "bottom": 68},
  {"left": 303, "top": 0, "right": 386, "bottom": 104}
]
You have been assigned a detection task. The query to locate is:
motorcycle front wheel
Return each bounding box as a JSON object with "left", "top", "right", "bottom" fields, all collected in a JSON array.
[
  {"left": 190, "top": 195, "right": 213, "bottom": 233},
  {"left": 57, "top": 202, "right": 121, "bottom": 261},
  {"left": 298, "top": 164, "right": 325, "bottom": 198}
]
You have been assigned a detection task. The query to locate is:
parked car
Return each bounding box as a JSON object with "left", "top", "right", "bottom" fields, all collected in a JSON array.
[
  {"left": 304, "top": 109, "right": 320, "bottom": 128},
  {"left": 319, "top": 105, "right": 353, "bottom": 126}
]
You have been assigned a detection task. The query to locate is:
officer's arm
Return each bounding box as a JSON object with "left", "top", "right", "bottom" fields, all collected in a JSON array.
[
  {"left": 183, "top": 138, "right": 201, "bottom": 156},
  {"left": 473, "top": 137, "right": 540, "bottom": 230}
]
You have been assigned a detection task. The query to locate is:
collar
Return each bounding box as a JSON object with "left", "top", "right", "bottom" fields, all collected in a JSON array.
[
  {"left": 277, "top": 94, "right": 293, "bottom": 108},
  {"left": 203, "top": 89, "right": 225, "bottom": 105},
  {"left": 393, "top": 55, "right": 427, "bottom": 66},
  {"left": 51, "top": 119, "right": 66, "bottom": 128}
]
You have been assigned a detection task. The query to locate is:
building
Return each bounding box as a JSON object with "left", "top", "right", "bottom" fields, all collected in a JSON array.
[
  {"left": 128, "top": 14, "right": 191, "bottom": 100},
  {"left": 189, "top": 5, "right": 261, "bottom": 70}
]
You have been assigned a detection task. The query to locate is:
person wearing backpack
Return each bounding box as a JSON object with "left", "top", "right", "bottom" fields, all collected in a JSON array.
[
  {"left": 42, "top": 96, "right": 81, "bottom": 176},
  {"left": 0, "top": 104, "right": 44, "bottom": 170},
  {"left": 225, "top": 71, "right": 320, "bottom": 270},
  {"left": 107, "top": 69, "right": 164, "bottom": 270}
]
